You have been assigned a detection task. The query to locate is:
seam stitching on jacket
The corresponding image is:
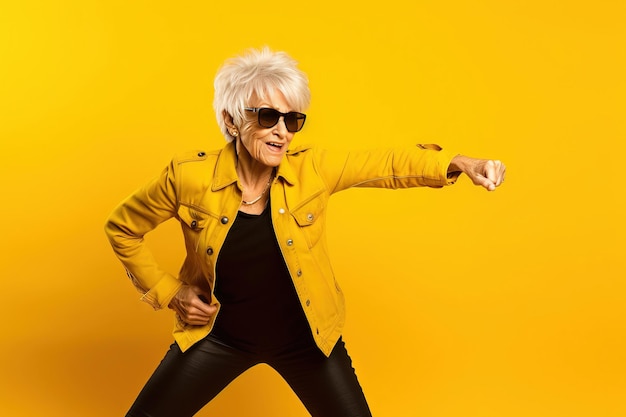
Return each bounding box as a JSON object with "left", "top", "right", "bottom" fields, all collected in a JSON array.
[{"left": 348, "top": 174, "right": 440, "bottom": 188}]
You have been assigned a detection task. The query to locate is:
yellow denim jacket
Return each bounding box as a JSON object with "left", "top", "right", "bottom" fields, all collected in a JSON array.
[{"left": 105, "top": 142, "right": 459, "bottom": 356}]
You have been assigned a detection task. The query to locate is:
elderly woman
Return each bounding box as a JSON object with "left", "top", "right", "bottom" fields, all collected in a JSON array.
[{"left": 105, "top": 48, "right": 505, "bottom": 417}]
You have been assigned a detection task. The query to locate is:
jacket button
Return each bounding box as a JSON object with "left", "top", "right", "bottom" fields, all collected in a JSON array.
[
  {"left": 190, "top": 220, "right": 197, "bottom": 229},
  {"left": 198, "top": 151, "right": 206, "bottom": 157},
  {"left": 306, "top": 299, "right": 310, "bottom": 306},
  {"left": 278, "top": 208, "right": 285, "bottom": 214},
  {"left": 206, "top": 247, "right": 214, "bottom": 255},
  {"left": 297, "top": 269, "right": 302, "bottom": 277},
  {"left": 220, "top": 216, "right": 229, "bottom": 224},
  {"left": 287, "top": 239, "right": 293, "bottom": 246},
  {"left": 306, "top": 213, "right": 314, "bottom": 222}
]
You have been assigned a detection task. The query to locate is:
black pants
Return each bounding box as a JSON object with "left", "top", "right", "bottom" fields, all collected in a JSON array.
[{"left": 126, "top": 336, "right": 372, "bottom": 417}]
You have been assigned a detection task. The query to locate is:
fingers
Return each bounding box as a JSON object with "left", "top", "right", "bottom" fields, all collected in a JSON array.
[
  {"left": 191, "top": 290, "right": 215, "bottom": 314},
  {"left": 170, "top": 285, "right": 217, "bottom": 325},
  {"left": 481, "top": 159, "right": 506, "bottom": 191},
  {"left": 177, "top": 300, "right": 216, "bottom": 325}
]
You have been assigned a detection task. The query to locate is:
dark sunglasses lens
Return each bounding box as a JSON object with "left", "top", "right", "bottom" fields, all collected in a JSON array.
[
  {"left": 258, "top": 108, "right": 280, "bottom": 128},
  {"left": 257, "top": 108, "right": 306, "bottom": 132},
  {"left": 284, "top": 112, "right": 306, "bottom": 132}
]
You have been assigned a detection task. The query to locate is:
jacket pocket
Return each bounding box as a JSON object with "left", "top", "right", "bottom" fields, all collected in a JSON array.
[
  {"left": 291, "top": 197, "right": 325, "bottom": 249},
  {"left": 177, "top": 204, "right": 210, "bottom": 231},
  {"left": 177, "top": 204, "right": 214, "bottom": 287}
]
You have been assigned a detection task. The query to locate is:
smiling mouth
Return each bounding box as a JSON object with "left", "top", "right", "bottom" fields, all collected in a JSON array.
[{"left": 268, "top": 142, "right": 283, "bottom": 149}]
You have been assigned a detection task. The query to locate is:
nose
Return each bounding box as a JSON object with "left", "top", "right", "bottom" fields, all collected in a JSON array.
[{"left": 274, "top": 116, "right": 289, "bottom": 135}]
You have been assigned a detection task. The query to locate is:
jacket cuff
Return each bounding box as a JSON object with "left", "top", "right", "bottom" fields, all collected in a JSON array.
[
  {"left": 140, "top": 274, "right": 183, "bottom": 310},
  {"left": 417, "top": 145, "right": 460, "bottom": 187}
]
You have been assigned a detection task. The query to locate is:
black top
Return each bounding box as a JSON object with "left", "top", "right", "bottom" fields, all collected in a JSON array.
[{"left": 212, "top": 201, "right": 314, "bottom": 353}]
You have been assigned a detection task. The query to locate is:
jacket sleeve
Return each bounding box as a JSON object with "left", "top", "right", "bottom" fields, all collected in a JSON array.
[
  {"left": 313, "top": 144, "right": 461, "bottom": 193},
  {"left": 104, "top": 158, "right": 183, "bottom": 310}
]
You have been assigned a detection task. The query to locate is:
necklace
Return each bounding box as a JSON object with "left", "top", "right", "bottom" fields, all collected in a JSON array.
[{"left": 241, "top": 171, "right": 274, "bottom": 206}]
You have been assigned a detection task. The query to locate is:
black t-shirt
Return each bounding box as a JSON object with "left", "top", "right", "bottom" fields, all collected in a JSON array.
[{"left": 212, "top": 201, "right": 314, "bottom": 353}]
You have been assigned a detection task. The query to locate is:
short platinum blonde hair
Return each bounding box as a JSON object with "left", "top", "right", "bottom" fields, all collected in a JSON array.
[{"left": 213, "top": 47, "right": 311, "bottom": 142}]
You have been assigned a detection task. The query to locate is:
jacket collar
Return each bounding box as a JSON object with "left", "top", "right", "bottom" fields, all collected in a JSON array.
[{"left": 212, "top": 141, "right": 298, "bottom": 191}]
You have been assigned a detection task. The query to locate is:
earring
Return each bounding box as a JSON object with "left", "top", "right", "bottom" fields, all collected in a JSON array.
[{"left": 231, "top": 130, "right": 239, "bottom": 137}]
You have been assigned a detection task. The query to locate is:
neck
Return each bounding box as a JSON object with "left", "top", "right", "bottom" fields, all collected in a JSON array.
[{"left": 234, "top": 139, "right": 275, "bottom": 187}]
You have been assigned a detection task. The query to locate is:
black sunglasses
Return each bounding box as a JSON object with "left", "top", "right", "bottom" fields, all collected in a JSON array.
[{"left": 245, "top": 107, "right": 306, "bottom": 133}]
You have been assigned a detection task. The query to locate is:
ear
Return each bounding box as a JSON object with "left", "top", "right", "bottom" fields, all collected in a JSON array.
[{"left": 223, "top": 110, "right": 236, "bottom": 130}]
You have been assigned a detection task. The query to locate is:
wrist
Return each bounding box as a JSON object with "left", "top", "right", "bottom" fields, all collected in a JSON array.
[{"left": 448, "top": 154, "right": 468, "bottom": 174}]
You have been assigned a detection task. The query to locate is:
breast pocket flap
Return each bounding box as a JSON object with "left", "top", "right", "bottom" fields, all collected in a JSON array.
[
  {"left": 291, "top": 199, "right": 324, "bottom": 227},
  {"left": 178, "top": 205, "right": 210, "bottom": 230}
]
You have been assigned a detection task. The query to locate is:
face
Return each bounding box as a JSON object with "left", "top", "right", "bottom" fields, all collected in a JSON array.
[{"left": 236, "top": 89, "right": 297, "bottom": 168}]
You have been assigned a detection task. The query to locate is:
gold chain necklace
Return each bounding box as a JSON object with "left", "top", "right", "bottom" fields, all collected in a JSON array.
[{"left": 241, "top": 171, "right": 274, "bottom": 206}]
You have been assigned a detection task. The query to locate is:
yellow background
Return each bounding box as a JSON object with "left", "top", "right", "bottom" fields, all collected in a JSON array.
[{"left": 1, "top": 1, "right": 624, "bottom": 416}]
